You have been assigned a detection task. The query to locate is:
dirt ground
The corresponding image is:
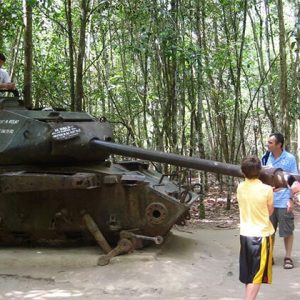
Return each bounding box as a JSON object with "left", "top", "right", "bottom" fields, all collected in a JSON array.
[{"left": 0, "top": 203, "right": 300, "bottom": 300}]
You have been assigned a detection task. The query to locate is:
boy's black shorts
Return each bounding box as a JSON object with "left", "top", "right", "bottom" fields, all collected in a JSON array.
[{"left": 239, "top": 235, "right": 273, "bottom": 284}]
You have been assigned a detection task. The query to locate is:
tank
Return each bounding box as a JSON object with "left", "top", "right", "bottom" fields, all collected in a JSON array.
[{"left": 0, "top": 91, "right": 297, "bottom": 264}]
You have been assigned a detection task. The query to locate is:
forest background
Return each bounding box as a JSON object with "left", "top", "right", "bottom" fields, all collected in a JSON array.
[{"left": 1, "top": 0, "right": 300, "bottom": 207}]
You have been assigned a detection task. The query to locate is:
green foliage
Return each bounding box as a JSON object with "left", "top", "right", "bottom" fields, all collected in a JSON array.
[{"left": 0, "top": 1, "right": 23, "bottom": 50}]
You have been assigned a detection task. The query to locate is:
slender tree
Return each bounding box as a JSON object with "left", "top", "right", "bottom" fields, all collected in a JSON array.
[
  {"left": 277, "top": 0, "right": 289, "bottom": 145},
  {"left": 23, "top": 0, "right": 33, "bottom": 108},
  {"left": 75, "top": 0, "right": 90, "bottom": 111},
  {"left": 65, "top": 0, "right": 76, "bottom": 111}
]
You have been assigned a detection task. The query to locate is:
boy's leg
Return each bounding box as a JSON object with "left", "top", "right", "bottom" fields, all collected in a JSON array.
[
  {"left": 269, "top": 209, "right": 278, "bottom": 249},
  {"left": 245, "top": 283, "right": 261, "bottom": 300}
]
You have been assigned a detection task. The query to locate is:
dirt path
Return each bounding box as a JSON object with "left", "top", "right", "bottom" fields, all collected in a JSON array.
[{"left": 0, "top": 210, "right": 300, "bottom": 299}]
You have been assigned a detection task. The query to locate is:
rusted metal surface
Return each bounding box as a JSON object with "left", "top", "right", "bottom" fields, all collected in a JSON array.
[
  {"left": 82, "top": 213, "right": 112, "bottom": 254},
  {"left": 0, "top": 162, "right": 192, "bottom": 247},
  {"left": 0, "top": 172, "right": 99, "bottom": 193},
  {"left": 97, "top": 238, "right": 134, "bottom": 266},
  {"left": 259, "top": 167, "right": 300, "bottom": 189}
]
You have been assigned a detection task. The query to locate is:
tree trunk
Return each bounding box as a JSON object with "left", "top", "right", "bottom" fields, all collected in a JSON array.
[
  {"left": 277, "top": 0, "right": 289, "bottom": 145},
  {"left": 75, "top": 0, "right": 89, "bottom": 112},
  {"left": 23, "top": 0, "right": 33, "bottom": 109},
  {"left": 65, "top": 0, "right": 75, "bottom": 111},
  {"left": 170, "top": 0, "right": 178, "bottom": 153},
  {"left": 10, "top": 26, "right": 23, "bottom": 82}
]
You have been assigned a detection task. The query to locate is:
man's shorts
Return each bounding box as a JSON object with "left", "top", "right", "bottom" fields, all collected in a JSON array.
[
  {"left": 239, "top": 235, "right": 273, "bottom": 284},
  {"left": 270, "top": 208, "right": 294, "bottom": 237}
]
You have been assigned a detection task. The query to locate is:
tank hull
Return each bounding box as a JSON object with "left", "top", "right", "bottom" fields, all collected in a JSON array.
[{"left": 0, "top": 162, "right": 196, "bottom": 246}]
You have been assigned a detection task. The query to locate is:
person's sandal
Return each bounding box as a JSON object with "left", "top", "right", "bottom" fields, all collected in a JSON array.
[{"left": 283, "top": 257, "right": 294, "bottom": 269}]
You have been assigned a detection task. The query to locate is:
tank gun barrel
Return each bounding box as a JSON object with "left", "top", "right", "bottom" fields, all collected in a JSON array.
[
  {"left": 91, "top": 139, "right": 243, "bottom": 177},
  {"left": 91, "top": 139, "right": 300, "bottom": 189}
]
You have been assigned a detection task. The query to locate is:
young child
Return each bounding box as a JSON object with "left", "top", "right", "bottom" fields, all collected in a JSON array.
[{"left": 237, "top": 156, "right": 274, "bottom": 300}]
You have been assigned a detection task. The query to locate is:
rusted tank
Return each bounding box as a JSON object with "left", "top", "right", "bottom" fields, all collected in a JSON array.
[{"left": 0, "top": 91, "right": 297, "bottom": 264}]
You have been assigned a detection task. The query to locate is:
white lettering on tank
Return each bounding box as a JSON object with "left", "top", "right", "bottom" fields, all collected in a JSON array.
[
  {"left": 0, "top": 119, "right": 20, "bottom": 125},
  {"left": 0, "top": 129, "right": 14, "bottom": 134}
]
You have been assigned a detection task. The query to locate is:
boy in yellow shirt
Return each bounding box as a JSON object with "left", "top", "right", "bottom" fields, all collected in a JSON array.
[{"left": 237, "top": 156, "right": 274, "bottom": 300}]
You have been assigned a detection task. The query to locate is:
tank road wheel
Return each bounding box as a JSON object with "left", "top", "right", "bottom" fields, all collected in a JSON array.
[{"left": 145, "top": 203, "right": 168, "bottom": 225}]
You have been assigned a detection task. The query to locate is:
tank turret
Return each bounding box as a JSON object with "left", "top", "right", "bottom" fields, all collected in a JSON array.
[{"left": 0, "top": 95, "right": 113, "bottom": 164}]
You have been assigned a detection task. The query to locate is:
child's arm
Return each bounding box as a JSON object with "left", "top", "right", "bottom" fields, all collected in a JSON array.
[
  {"left": 267, "top": 188, "right": 274, "bottom": 216},
  {"left": 267, "top": 202, "right": 274, "bottom": 216}
]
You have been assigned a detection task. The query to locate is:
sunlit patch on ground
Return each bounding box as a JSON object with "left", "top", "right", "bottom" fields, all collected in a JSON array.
[{"left": 4, "top": 289, "right": 83, "bottom": 299}]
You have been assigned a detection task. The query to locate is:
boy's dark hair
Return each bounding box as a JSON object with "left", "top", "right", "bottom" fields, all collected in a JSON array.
[
  {"left": 0, "top": 53, "right": 6, "bottom": 62},
  {"left": 241, "top": 156, "right": 262, "bottom": 179},
  {"left": 269, "top": 132, "right": 284, "bottom": 148}
]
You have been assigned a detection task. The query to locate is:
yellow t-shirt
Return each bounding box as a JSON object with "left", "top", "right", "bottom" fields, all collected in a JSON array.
[{"left": 237, "top": 178, "right": 274, "bottom": 237}]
